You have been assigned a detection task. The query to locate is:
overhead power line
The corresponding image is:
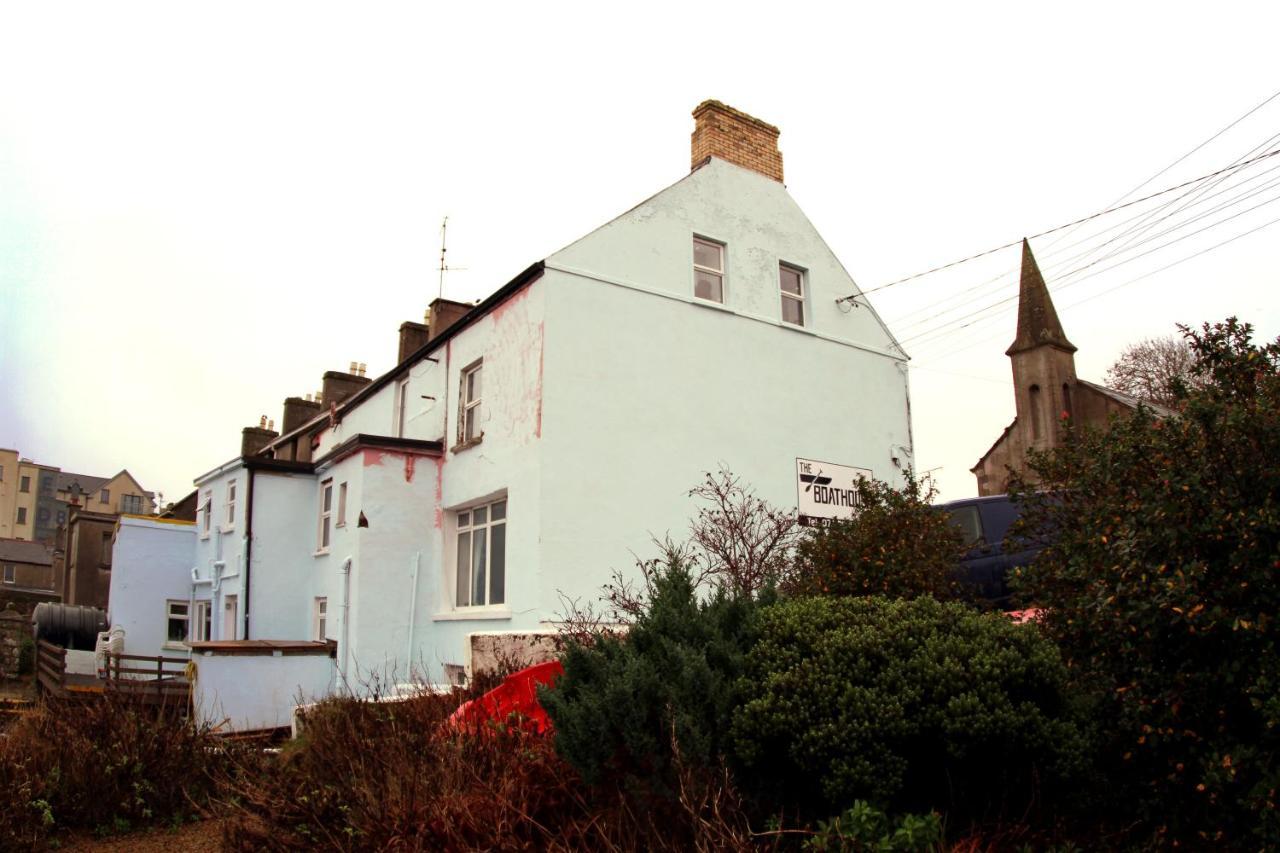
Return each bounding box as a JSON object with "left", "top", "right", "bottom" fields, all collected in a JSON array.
[{"left": 840, "top": 147, "right": 1280, "bottom": 303}]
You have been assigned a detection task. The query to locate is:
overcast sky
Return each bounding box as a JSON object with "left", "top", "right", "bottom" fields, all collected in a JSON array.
[{"left": 2, "top": 2, "right": 1278, "bottom": 507}]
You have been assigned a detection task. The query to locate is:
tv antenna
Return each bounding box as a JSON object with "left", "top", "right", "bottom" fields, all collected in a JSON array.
[{"left": 438, "top": 216, "right": 468, "bottom": 299}]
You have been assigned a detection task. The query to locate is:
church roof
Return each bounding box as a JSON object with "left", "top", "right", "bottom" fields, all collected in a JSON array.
[{"left": 1006, "top": 239, "right": 1077, "bottom": 356}]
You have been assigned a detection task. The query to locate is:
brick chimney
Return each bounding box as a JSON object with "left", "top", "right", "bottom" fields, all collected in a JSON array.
[
  {"left": 427, "top": 298, "right": 473, "bottom": 342},
  {"left": 399, "top": 320, "right": 431, "bottom": 362},
  {"left": 322, "top": 369, "right": 372, "bottom": 407},
  {"left": 241, "top": 426, "right": 278, "bottom": 457},
  {"left": 691, "top": 100, "right": 783, "bottom": 182},
  {"left": 282, "top": 396, "right": 323, "bottom": 433}
]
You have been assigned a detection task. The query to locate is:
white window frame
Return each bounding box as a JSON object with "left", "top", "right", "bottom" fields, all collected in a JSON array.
[
  {"left": 779, "top": 263, "right": 806, "bottom": 327},
  {"left": 201, "top": 490, "right": 212, "bottom": 538},
  {"left": 693, "top": 236, "right": 725, "bottom": 303},
  {"left": 193, "top": 600, "right": 212, "bottom": 642},
  {"left": 317, "top": 479, "right": 333, "bottom": 553},
  {"left": 459, "top": 361, "right": 483, "bottom": 445},
  {"left": 453, "top": 497, "right": 507, "bottom": 608},
  {"left": 336, "top": 482, "right": 348, "bottom": 527},
  {"left": 165, "top": 600, "right": 190, "bottom": 648},
  {"left": 222, "top": 594, "right": 238, "bottom": 640},
  {"left": 225, "top": 480, "right": 237, "bottom": 529},
  {"left": 3, "top": 564, "right": 14, "bottom": 584},
  {"left": 395, "top": 377, "right": 410, "bottom": 437},
  {"left": 314, "top": 597, "right": 328, "bottom": 641}
]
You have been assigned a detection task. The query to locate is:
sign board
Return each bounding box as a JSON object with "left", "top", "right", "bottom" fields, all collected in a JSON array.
[{"left": 796, "top": 458, "right": 873, "bottom": 523}]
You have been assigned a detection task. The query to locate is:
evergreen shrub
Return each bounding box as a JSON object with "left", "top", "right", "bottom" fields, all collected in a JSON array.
[{"left": 732, "top": 596, "right": 1089, "bottom": 822}]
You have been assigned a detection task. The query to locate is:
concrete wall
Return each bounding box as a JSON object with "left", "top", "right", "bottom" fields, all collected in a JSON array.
[
  {"left": 192, "top": 651, "right": 335, "bottom": 732},
  {"left": 107, "top": 516, "right": 196, "bottom": 659}
]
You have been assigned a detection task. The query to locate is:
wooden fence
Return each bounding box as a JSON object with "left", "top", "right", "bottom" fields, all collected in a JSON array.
[{"left": 36, "top": 640, "right": 190, "bottom": 704}]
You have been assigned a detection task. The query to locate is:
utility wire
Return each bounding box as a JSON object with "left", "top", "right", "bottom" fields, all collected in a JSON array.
[
  {"left": 843, "top": 147, "right": 1280, "bottom": 302},
  {"left": 899, "top": 193, "right": 1280, "bottom": 348}
]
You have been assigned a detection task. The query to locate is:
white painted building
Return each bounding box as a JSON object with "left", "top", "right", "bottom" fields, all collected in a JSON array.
[
  {"left": 106, "top": 515, "right": 198, "bottom": 659},
  {"left": 170, "top": 100, "right": 912, "bottom": 721}
]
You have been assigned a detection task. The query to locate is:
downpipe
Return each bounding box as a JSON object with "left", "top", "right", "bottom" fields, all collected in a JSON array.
[
  {"left": 340, "top": 556, "right": 353, "bottom": 694},
  {"left": 406, "top": 552, "right": 420, "bottom": 680}
]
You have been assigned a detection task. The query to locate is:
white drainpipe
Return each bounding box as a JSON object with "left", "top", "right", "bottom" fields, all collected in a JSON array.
[
  {"left": 406, "top": 552, "right": 421, "bottom": 680},
  {"left": 340, "top": 556, "right": 353, "bottom": 694}
]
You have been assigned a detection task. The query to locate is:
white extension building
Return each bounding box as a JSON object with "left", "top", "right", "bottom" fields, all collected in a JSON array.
[{"left": 120, "top": 101, "right": 912, "bottom": 728}]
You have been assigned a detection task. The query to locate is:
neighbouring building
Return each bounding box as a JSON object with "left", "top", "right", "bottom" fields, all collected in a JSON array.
[
  {"left": 971, "top": 239, "right": 1170, "bottom": 495},
  {"left": 0, "top": 538, "right": 58, "bottom": 612},
  {"left": 0, "top": 448, "right": 154, "bottom": 543},
  {"left": 122, "top": 100, "right": 916, "bottom": 729},
  {"left": 53, "top": 509, "right": 119, "bottom": 609}
]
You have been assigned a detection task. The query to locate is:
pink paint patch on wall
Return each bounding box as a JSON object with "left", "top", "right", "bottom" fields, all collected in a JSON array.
[
  {"left": 362, "top": 449, "right": 387, "bottom": 467},
  {"left": 535, "top": 328, "right": 545, "bottom": 439},
  {"left": 433, "top": 457, "right": 445, "bottom": 529},
  {"left": 404, "top": 455, "right": 416, "bottom": 483}
]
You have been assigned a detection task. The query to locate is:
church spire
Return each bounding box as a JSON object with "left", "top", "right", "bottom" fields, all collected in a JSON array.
[{"left": 1006, "top": 238, "right": 1076, "bottom": 356}]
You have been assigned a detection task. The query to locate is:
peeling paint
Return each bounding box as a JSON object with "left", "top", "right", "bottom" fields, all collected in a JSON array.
[
  {"left": 362, "top": 449, "right": 386, "bottom": 467},
  {"left": 433, "top": 456, "right": 444, "bottom": 529},
  {"left": 404, "top": 455, "right": 416, "bottom": 483},
  {"left": 535, "top": 327, "right": 544, "bottom": 439}
]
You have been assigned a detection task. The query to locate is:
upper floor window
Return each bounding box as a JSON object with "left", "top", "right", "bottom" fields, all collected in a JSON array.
[
  {"left": 455, "top": 499, "right": 507, "bottom": 607},
  {"left": 396, "top": 377, "right": 410, "bottom": 438},
  {"left": 780, "top": 264, "right": 806, "bottom": 327},
  {"left": 100, "top": 488, "right": 110, "bottom": 504},
  {"left": 201, "top": 490, "right": 212, "bottom": 536},
  {"left": 459, "top": 361, "right": 483, "bottom": 445},
  {"left": 121, "top": 494, "right": 144, "bottom": 515},
  {"left": 16, "top": 508, "right": 26, "bottom": 525},
  {"left": 225, "top": 481, "right": 237, "bottom": 527},
  {"left": 693, "top": 237, "right": 724, "bottom": 303},
  {"left": 19, "top": 476, "right": 30, "bottom": 493},
  {"left": 336, "top": 482, "right": 348, "bottom": 527},
  {"left": 317, "top": 479, "right": 333, "bottom": 552},
  {"left": 166, "top": 600, "right": 189, "bottom": 646},
  {"left": 40, "top": 475, "right": 53, "bottom": 496}
]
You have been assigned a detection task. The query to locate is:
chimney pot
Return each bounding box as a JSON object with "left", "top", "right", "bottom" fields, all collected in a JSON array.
[{"left": 690, "top": 100, "right": 783, "bottom": 182}]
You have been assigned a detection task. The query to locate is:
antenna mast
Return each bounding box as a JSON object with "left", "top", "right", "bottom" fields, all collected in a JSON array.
[{"left": 438, "top": 216, "right": 448, "bottom": 299}]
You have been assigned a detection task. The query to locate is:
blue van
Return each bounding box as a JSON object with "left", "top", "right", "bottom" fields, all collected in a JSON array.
[{"left": 938, "top": 495, "right": 1043, "bottom": 608}]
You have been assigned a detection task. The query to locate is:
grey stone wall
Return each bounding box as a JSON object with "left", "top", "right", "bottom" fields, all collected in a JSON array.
[{"left": 0, "top": 603, "right": 30, "bottom": 678}]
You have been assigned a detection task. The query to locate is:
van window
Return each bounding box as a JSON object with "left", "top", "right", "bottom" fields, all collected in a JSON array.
[{"left": 947, "top": 506, "right": 984, "bottom": 547}]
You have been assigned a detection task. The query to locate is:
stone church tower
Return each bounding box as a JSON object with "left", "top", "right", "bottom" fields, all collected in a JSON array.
[{"left": 971, "top": 240, "right": 1158, "bottom": 495}]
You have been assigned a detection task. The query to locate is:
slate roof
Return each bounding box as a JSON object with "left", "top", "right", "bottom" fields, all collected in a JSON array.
[
  {"left": 0, "top": 539, "right": 54, "bottom": 566},
  {"left": 1077, "top": 379, "right": 1175, "bottom": 418}
]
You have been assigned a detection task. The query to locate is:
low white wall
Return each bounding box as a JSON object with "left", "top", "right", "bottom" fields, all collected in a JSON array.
[
  {"left": 193, "top": 652, "right": 335, "bottom": 732},
  {"left": 108, "top": 516, "right": 197, "bottom": 659}
]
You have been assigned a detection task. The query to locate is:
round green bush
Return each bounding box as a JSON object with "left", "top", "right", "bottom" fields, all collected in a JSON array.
[{"left": 732, "top": 596, "right": 1090, "bottom": 820}]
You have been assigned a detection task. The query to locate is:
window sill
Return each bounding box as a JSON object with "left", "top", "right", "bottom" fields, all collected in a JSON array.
[
  {"left": 313, "top": 549, "right": 330, "bottom": 558},
  {"left": 162, "top": 643, "right": 189, "bottom": 652},
  {"left": 199, "top": 533, "right": 210, "bottom": 541},
  {"left": 691, "top": 297, "right": 735, "bottom": 314},
  {"left": 220, "top": 525, "right": 235, "bottom": 534},
  {"left": 450, "top": 435, "right": 484, "bottom": 455},
  {"left": 432, "top": 607, "right": 512, "bottom": 622}
]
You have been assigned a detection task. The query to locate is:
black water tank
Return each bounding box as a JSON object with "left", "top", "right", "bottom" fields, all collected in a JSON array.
[{"left": 32, "top": 603, "right": 108, "bottom": 651}]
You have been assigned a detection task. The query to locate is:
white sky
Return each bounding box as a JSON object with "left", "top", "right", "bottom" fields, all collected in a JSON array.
[{"left": 2, "top": 2, "right": 1278, "bottom": 506}]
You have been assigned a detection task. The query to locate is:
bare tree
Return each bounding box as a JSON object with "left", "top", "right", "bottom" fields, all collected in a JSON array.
[{"left": 1104, "top": 334, "right": 1202, "bottom": 408}]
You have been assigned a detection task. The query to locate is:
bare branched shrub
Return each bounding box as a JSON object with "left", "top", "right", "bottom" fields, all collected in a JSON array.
[
  {"left": 686, "top": 466, "right": 799, "bottom": 596},
  {"left": 1104, "top": 334, "right": 1204, "bottom": 408}
]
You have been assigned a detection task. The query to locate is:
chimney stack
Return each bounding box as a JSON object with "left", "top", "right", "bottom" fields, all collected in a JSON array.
[
  {"left": 398, "top": 321, "right": 431, "bottom": 362},
  {"left": 241, "top": 425, "right": 278, "bottom": 457},
  {"left": 690, "top": 100, "right": 783, "bottom": 183},
  {"left": 282, "top": 396, "right": 323, "bottom": 433},
  {"left": 321, "top": 369, "right": 372, "bottom": 408},
  {"left": 427, "top": 298, "right": 473, "bottom": 342}
]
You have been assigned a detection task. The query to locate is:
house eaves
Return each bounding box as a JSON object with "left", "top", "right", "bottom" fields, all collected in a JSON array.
[{"left": 313, "top": 434, "right": 444, "bottom": 471}]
